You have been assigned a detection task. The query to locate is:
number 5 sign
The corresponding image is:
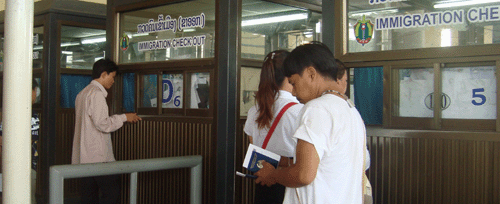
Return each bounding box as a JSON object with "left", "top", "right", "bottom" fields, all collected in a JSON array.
[{"left": 472, "top": 88, "right": 486, "bottom": 106}]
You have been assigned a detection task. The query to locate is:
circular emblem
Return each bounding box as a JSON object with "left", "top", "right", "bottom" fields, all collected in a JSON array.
[
  {"left": 425, "top": 92, "right": 451, "bottom": 110},
  {"left": 120, "top": 34, "right": 129, "bottom": 51}
]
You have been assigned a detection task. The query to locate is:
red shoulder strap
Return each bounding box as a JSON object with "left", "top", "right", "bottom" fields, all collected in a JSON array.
[{"left": 262, "top": 102, "right": 297, "bottom": 149}]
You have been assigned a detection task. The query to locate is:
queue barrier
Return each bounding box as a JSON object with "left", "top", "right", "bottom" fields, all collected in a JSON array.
[{"left": 49, "top": 155, "right": 202, "bottom": 204}]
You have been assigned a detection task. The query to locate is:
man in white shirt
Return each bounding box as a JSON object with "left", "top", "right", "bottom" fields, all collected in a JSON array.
[
  {"left": 72, "top": 58, "right": 141, "bottom": 204},
  {"left": 255, "top": 43, "right": 367, "bottom": 204}
]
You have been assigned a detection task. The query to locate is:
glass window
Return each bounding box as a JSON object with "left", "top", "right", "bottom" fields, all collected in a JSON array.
[
  {"left": 140, "top": 74, "right": 158, "bottom": 108},
  {"left": 188, "top": 72, "right": 210, "bottom": 109},
  {"left": 33, "top": 26, "right": 44, "bottom": 69},
  {"left": 240, "top": 67, "right": 260, "bottom": 116},
  {"left": 393, "top": 68, "right": 434, "bottom": 118},
  {"left": 241, "top": 0, "right": 322, "bottom": 60},
  {"left": 0, "top": 26, "right": 44, "bottom": 71},
  {"left": 442, "top": 66, "right": 496, "bottom": 119},
  {"left": 123, "top": 73, "right": 135, "bottom": 112},
  {"left": 162, "top": 73, "right": 183, "bottom": 109},
  {"left": 118, "top": 0, "right": 215, "bottom": 63},
  {"left": 60, "top": 26, "right": 106, "bottom": 69},
  {"left": 347, "top": 0, "right": 500, "bottom": 53}
]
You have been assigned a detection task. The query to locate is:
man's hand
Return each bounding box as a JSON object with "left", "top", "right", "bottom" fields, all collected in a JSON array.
[
  {"left": 255, "top": 161, "right": 277, "bottom": 187},
  {"left": 125, "top": 113, "right": 142, "bottom": 123}
]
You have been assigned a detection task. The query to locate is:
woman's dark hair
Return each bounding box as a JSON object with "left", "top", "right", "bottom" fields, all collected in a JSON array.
[
  {"left": 283, "top": 42, "right": 345, "bottom": 81},
  {"left": 255, "top": 50, "right": 290, "bottom": 129},
  {"left": 92, "top": 58, "right": 119, "bottom": 79}
]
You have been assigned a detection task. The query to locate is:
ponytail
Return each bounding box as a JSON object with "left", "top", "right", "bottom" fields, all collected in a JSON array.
[{"left": 255, "top": 50, "right": 289, "bottom": 129}]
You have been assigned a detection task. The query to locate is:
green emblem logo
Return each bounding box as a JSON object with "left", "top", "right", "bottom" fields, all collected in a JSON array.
[{"left": 354, "top": 15, "right": 374, "bottom": 46}]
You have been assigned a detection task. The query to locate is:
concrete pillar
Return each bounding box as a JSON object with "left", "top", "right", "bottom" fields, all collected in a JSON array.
[{"left": 3, "top": 0, "right": 34, "bottom": 203}]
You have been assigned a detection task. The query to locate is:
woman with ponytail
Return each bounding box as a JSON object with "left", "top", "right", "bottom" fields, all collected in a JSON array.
[{"left": 244, "top": 50, "right": 304, "bottom": 204}]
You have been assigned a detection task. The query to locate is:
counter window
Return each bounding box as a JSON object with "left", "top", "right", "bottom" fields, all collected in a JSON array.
[
  {"left": 136, "top": 71, "right": 211, "bottom": 115},
  {"left": 140, "top": 74, "right": 158, "bottom": 108},
  {"left": 392, "top": 67, "right": 434, "bottom": 118},
  {"left": 162, "top": 73, "right": 183, "bottom": 109},
  {"left": 188, "top": 72, "right": 210, "bottom": 109},
  {"left": 442, "top": 65, "right": 496, "bottom": 119}
]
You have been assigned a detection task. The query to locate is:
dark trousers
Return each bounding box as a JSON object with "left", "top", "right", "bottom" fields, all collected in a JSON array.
[
  {"left": 80, "top": 175, "right": 121, "bottom": 204},
  {"left": 254, "top": 183, "right": 286, "bottom": 204}
]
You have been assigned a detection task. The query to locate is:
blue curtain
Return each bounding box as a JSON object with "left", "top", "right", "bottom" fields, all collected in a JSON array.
[
  {"left": 123, "top": 73, "right": 135, "bottom": 112},
  {"left": 354, "top": 67, "right": 383, "bottom": 125},
  {"left": 60, "top": 74, "right": 92, "bottom": 108}
]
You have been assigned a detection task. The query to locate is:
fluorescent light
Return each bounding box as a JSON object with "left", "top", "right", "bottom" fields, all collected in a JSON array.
[
  {"left": 61, "top": 42, "right": 81, "bottom": 47},
  {"left": 434, "top": 0, "right": 500, "bottom": 8},
  {"left": 350, "top": 8, "right": 398, "bottom": 17},
  {"left": 184, "top": 28, "right": 196, "bottom": 32},
  {"left": 130, "top": 33, "right": 149, "bottom": 39},
  {"left": 242, "top": 13, "right": 308, "bottom": 26},
  {"left": 61, "top": 51, "right": 73, "bottom": 55},
  {"left": 81, "top": 36, "right": 106, "bottom": 44}
]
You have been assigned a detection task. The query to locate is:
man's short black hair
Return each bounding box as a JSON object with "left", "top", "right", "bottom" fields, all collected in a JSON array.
[
  {"left": 283, "top": 42, "right": 345, "bottom": 80},
  {"left": 32, "top": 79, "right": 39, "bottom": 90},
  {"left": 92, "top": 58, "right": 119, "bottom": 79}
]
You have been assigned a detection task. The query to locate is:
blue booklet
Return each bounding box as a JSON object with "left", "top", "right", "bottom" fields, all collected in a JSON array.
[{"left": 242, "top": 144, "right": 280, "bottom": 173}]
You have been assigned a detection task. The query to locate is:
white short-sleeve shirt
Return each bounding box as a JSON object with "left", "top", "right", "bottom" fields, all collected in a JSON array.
[
  {"left": 283, "top": 94, "right": 367, "bottom": 204},
  {"left": 244, "top": 90, "right": 303, "bottom": 157}
]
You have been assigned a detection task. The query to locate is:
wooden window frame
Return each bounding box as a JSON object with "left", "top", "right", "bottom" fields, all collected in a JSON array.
[{"left": 346, "top": 56, "right": 500, "bottom": 131}]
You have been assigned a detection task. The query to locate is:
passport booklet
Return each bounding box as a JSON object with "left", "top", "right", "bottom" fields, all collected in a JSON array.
[{"left": 242, "top": 144, "right": 280, "bottom": 173}]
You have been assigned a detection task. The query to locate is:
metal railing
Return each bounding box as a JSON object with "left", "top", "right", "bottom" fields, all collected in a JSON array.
[{"left": 49, "top": 155, "right": 202, "bottom": 204}]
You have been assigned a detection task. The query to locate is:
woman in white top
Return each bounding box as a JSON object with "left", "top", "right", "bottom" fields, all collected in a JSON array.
[{"left": 244, "top": 50, "right": 303, "bottom": 204}]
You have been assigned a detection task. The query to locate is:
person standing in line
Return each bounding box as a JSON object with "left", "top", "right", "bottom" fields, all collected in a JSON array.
[
  {"left": 255, "top": 43, "right": 369, "bottom": 204},
  {"left": 72, "top": 58, "right": 141, "bottom": 204},
  {"left": 244, "top": 50, "right": 304, "bottom": 204}
]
